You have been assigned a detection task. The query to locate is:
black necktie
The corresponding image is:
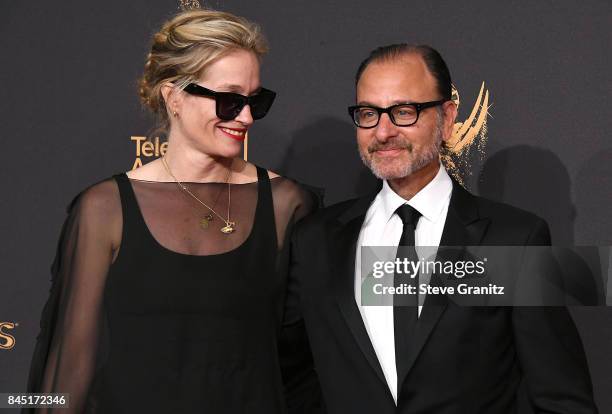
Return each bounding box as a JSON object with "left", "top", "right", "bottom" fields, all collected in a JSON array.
[{"left": 393, "top": 204, "right": 421, "bottom": 385}]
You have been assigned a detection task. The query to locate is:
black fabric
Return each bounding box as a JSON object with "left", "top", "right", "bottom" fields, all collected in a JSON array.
[
  {"left": 393, "top": 204, "right": 421, "bottom": 392},
  {"left": 25, "top": 166, "right": 323, "bottom": 414},
  {"left": 289, "top": 177, "right": 598, "bottom": 414}
]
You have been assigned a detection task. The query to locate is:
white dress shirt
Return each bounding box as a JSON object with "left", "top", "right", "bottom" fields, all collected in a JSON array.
[{"left": 354, "top": 164, "right": 453, "bottom": 403}]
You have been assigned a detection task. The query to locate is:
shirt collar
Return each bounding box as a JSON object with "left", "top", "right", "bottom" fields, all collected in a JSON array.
[{"left": 378, "top": 163, "right": 453, "bottom": 223}]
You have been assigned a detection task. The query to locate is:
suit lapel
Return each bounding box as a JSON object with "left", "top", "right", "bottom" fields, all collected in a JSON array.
[
  {"left": 397, "top": 179, "right": 491, "bottom": 389},
  {"left": 439, "top": 179, "right": 490, "bottom": 247},
  {"left": 330, "top": 193, "right": 391, "bottom": 390}
]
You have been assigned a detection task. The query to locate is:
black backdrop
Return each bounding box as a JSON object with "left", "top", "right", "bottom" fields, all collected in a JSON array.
[{"left": 1, "top": 0, "right": 611, "bottom": 411}]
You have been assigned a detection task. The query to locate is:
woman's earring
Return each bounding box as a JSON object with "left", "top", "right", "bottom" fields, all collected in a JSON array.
[{"left": 172, "top": 110, "right": 179, "bottom": 117}]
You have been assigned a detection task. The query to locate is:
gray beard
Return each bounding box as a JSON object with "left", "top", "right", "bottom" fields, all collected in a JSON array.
[{"left": 359, "top": 115, "right": 444, "bottom": 180}]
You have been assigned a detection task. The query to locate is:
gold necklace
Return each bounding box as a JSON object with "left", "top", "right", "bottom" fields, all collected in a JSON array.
[{"left": 161, "top": 156, "right": 236, "bottom": 234}]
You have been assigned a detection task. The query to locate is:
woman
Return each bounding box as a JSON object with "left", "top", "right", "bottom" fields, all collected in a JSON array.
[{"left": 26, "top": 9, "right": 320, "bottom": 413}]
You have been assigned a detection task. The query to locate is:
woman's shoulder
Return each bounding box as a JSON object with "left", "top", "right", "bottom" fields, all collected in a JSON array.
[
  {"left": 241, "top": 161, "right": 298, "bottom": 190},
  {"left": 267, "top": 169, "right": 281, "bottom": 179},
  {"left": 67, "top": 176, "right": 122, "bottom": 216},
  {"left": 254, "top": 165, "right": 323, "bottom": 213},
  {"left": 233, "top": 159, "right": 280, "bottom": 182}
]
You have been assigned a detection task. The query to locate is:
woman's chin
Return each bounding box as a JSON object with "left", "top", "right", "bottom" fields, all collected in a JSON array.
[{"left": 212, "top": 145, "right": 244, "bottom": 160}]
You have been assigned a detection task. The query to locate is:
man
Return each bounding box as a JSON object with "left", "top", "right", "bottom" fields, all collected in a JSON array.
[{"left": 287, "top": 44, "right": 598, "bottom": 413}]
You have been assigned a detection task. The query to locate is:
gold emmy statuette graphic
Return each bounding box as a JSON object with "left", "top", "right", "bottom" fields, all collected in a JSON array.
[
  {"left": 0, "top": 322, "right": 17, "bottom": 350},
  {"left": 441, "top": 82, "right": 491, "bottom": 185},
  {"left": 130, "top": 133, "right": 249, "bottom": 169}
]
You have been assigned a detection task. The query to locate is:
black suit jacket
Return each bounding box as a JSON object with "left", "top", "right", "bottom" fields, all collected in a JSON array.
[{"left": 287, "top": 179, "right": 598, "bottom": 414}]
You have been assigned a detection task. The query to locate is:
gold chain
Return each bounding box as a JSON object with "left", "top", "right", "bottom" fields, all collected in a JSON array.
[{"left": 161, "top": 156, "right": 236, "bottom": 234}]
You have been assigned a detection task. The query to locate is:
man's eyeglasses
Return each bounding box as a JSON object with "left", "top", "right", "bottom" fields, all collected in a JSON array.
[
  {"left": 183, "top": 83, "right": 276, "bottom": 121},
  {"left": 347, "top": 100, "right": 447, "bottom": 128}
]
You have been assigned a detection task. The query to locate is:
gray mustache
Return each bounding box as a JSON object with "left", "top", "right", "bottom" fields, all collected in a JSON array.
[{"left": 368, "top": 142, "right": 413, "bottom": 154}]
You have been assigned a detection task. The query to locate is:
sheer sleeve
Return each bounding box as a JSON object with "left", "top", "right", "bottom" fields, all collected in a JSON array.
[
  {"left": 270, "top": 176, "right": 321, "bottom": 251},
  {"left": 25, "top": 179, "right": 121, "bottom": 414},
  {"left": 271, "top": 177, "right": 326, "bottom": 413}
]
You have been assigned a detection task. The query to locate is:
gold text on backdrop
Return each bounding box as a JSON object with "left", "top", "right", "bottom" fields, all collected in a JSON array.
[
  {"left": 0, "top": 322, "right": 17, "bottom": 350},
  {"left": 130, "top": 134, "right": 249, "bottom": 169},
  {"left": 131, "top": 136, "right": 168, "bottom": 169}
]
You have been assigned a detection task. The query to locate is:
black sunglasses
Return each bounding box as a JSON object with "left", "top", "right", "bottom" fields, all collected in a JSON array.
[
  {"left": 348, "top": 100, "right": 447, "bottom": 128},
  {"left": 183, "top": 83, "right": 277, "bottom": 121}
]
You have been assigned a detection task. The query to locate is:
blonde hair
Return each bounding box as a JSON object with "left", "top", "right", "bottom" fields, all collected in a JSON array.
[{"left": 139, "top": 9, "right": 268, "bottom": 134}]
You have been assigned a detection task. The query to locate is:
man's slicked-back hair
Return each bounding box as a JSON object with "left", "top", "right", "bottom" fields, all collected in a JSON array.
[{"left": 355, "top": 44, "right": 452, "bottom": 101}]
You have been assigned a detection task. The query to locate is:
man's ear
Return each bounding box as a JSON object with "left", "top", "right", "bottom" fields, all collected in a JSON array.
[
  {"left": 441, "top": 100, "right": 458, "bottom": 144},
  {"left": 161, "top": 82, "right": 182, "bottom": 117}
]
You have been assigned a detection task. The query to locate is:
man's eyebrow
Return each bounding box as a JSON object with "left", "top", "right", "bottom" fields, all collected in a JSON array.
[{"left": 356, "top": 99, "right": 413, "bottom": 107}]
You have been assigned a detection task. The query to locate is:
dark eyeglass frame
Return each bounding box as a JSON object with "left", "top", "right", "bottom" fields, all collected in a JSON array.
[
  {"left": 183, "top": 83, "right": 276, "bottom": 121},
  {"left": 347, "top": 100, "right": 447, "bottom": 128}
]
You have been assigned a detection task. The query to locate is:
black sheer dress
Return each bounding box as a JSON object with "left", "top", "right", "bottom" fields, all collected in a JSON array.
[{"left": 26, "top": 166, "right": 321, "bottom": 413}]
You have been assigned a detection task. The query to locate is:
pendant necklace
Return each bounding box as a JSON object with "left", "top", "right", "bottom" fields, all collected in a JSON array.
[{"left": 161, "top": 156, "right": 235, "bottom": 234}]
